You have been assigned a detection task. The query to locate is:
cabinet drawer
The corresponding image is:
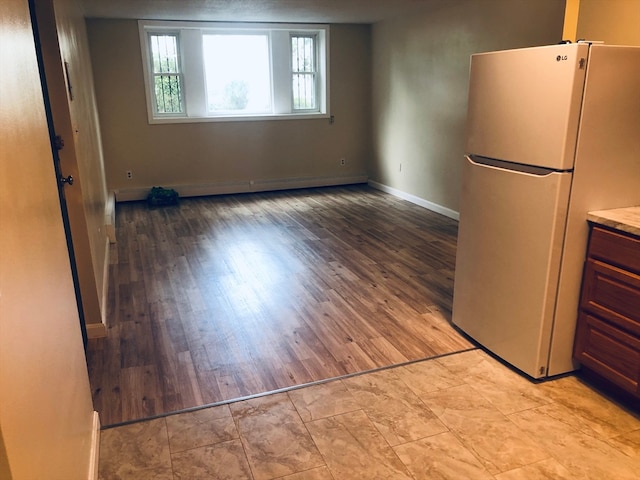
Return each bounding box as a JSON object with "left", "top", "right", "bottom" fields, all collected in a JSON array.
[
  {"left": 580, "top": 259, "right": 640, "bottom": 336},
  {"left": 589, "top": 226, "right": 640, "bottom": 274},
  {"left": 573, "top": 312, "right": 640, "bottom": 395}
]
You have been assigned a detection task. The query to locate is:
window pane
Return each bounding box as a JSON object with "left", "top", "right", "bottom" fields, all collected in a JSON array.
[
  {"left": 292, "top": 74, "right": 316, "bottom": 110},
  {"left": 292, "top": 36, "right": 315, "bottom": 73},
  {"left": 291, "top": 35, "right": 317, "bottom": 110},
  {"left": 154, "top": 74, "right": 183, "bottom": 113},
  {"left": 149, "top": 34, "right": 183, "bottom": 113},
  {"left": 203, "top": 34, "right": 272, "bottom": 113},
  {"left": 150, "top": 34, "right": 180, "bottom": 73}
]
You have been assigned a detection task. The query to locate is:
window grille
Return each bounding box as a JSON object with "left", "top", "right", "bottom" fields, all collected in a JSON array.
[
  {"left": 291, "top": 35, "right": 317, "bottom": 111},
  {"left": 149, "top": 33, "right": 183, "bottom": 114}
]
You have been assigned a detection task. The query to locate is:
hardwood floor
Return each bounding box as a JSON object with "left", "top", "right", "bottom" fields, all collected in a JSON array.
[{"left": 87, "top": 185, "right": 473, "bottom": 426}]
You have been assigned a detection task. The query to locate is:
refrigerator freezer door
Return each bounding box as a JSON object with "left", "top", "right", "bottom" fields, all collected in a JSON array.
[
  {"left": 466, "top": 44, "right": 589, "bottom": 170},
  {"left": 452, "top": 155, "right": 572, "bottom": 378}
]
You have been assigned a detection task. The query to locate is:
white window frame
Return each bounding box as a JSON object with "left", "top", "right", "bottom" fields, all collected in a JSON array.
[
  {"left": 139, "top": 20, "right": 330, "bottom": 124},
  {"left": 147, "top": 30, "right": 185, "bottom": 118},
  {"left": 291, "top": 33, "right": 319, "bottom": 113}
]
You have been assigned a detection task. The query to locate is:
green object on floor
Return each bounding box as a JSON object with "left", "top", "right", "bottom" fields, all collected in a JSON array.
[{"left": 147, "top": 186, "right": 179, "bottom": 207}]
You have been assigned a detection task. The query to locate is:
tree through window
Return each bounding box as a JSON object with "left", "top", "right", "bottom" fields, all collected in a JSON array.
[{"left": 203, "top": 34, "right": 272, "bottom": 114}]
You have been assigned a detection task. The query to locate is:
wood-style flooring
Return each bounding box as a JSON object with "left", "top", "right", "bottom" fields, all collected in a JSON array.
[{"left": 87, "top": 185, "right": 473, "bottom": 426}]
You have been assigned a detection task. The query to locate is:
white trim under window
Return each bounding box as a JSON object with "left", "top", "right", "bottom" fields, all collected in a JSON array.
[{"left": 139, "top": 20, "right": 330, "bottom": 124}]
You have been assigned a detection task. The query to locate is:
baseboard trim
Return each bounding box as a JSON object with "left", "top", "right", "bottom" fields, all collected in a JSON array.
[
  {"left": 88, "top": 411, "right": 100, "bottom": 480},
  {"left": 368, "top": 180, "right": 459, "bottom": 220},
  {"left": 114, "top": 174, "right": 369, "bottom": 202},
  {"left": 86, "top": 322, "right": 107, "bottom": 339}
]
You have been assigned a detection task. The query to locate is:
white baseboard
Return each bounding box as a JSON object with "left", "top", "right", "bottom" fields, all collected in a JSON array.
[
  {"left": 88, "top": 411, "right": 100, "bottom": 480},
  {"left": 368, "top": 180, "right": 459, "bottom": 220},
  {"left": 114, "top": 174, "right": 369, "bottom": 202},
  {"left": 86, "top": 322, "right": 107, "bottom": 339}
]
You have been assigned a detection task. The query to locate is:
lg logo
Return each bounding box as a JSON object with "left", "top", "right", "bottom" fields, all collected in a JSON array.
[{"left": 556, "top": 55, "right": 568, "bottom": 62}]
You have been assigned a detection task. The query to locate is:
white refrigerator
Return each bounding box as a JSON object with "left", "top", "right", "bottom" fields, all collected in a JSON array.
[{"left": 452, "top": 43, "right": 640, "bottom": 379}]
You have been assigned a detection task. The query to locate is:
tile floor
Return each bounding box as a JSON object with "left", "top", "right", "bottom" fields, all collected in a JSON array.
[{"left": 98, "top": 349, "right": 640, "bottom": 479}]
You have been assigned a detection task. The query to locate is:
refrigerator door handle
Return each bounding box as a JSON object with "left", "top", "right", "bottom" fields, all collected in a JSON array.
[{"left": 467, "top": 154, "right": 569, "bottom": 176}]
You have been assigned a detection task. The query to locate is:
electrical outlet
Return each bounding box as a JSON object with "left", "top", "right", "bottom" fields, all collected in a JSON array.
[
  {"left": 126, "top": 170, "right": 132, "bottom": 180},
  {"left": 340, "top": 158, "right": 346, "bottom": 166}
]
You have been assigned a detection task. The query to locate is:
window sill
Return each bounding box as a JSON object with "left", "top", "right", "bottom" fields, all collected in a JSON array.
[{"left": 148, "top": 112, "right": 330, "bottom": 125}]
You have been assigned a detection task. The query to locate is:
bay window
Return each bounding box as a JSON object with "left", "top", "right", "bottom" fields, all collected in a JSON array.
[{"left": 139, "top": 21, "right": 329, "bottom": 123}]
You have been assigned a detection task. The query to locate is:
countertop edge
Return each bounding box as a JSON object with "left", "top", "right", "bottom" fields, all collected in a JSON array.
[{"left": 587, "top": 206, "right": 640, "bottom": 237}]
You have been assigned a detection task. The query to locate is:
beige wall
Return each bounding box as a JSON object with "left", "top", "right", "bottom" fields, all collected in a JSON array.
[
  {"left": 87, "top": 20, "right": 371, "bottom": 199},
  {"left": 370, "top": 0, "right": 566, "bottom": 214},
  {"left": 577, "top": 0, "right": 640, "bottom": 45},
  {"left": 0, "top": 0, "right": 96, "bottom": 477}
]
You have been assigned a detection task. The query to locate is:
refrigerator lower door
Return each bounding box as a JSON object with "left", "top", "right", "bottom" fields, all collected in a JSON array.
[{"left": 452, "top": 155, "right": 572, "bottom": 378}]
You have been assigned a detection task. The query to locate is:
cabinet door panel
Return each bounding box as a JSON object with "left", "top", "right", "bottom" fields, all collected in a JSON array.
[
  {"left": 574, "top": 312, "right": 640, "bottom": 394},
  {"left": 580, "top": 259, "right": 640, "bottom": 336},
  {"left": 589, "top": 227, "right": 640, "bottom": 274}
]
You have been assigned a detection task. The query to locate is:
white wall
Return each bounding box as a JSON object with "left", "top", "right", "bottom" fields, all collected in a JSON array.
[
  {"left": 370, "top": 0, "right": 566, "bottom": 214},
  {"left": 0, "top": 0, "right": 96, "bottom": 478}
]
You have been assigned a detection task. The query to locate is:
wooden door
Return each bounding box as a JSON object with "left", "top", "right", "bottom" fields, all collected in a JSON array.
[{"left": 0, "top": 0, "right": 96, "bottom": 478}]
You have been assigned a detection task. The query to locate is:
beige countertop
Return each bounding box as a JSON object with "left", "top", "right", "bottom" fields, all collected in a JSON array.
[{"left": 587, "top": 206, "right": 640, "bottom": 237}]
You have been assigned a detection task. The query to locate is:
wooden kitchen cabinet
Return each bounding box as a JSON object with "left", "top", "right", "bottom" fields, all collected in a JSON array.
[{"left": 573, "top": 225, "right": 640, "bottom": 399}]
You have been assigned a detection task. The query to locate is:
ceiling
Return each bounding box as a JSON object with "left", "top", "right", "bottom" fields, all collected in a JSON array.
[{"left": 79, "top": 0, "right": 434, "bottom": 24}]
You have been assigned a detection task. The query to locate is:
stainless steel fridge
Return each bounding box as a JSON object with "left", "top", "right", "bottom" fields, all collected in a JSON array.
[{"left": 452, "top": 43, "right": 640, "bottom": 379}]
